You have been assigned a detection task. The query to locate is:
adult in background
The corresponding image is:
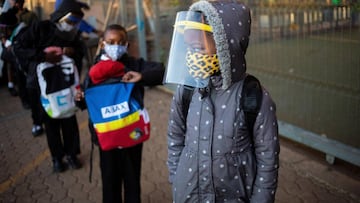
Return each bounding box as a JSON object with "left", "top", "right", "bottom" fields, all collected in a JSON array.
[
  {"left": 8, "top": 0, "right": 38, "bottom": 26},
  {"left": 55, "top": 0, "right": 102, "bottom": 36},
  {"left": 0, "top": 8, "right": 18, "bottom": 97},
  {"left": 7, "top": 0, "right": 39, "bottom": 110}
]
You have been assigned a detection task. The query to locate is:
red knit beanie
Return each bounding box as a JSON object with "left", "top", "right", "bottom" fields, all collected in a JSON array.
[{"left": 89, "top": 60, "right": 125, "bottom": 84}]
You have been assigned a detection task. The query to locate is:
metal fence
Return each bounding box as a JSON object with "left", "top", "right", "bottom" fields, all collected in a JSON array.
[
  {"left": 251, "top": 5, "right": 353, "bottom": 42},
  {"left": 245, "top": 3, "right": 360, "bottom": 166}
]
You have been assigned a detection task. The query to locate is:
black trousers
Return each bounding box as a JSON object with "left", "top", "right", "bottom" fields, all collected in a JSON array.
[
  {"left": 43, "top": 114, "right": 80, "bottom": 160},
  {"left": 99, "top": 143, "right": 143, "bottom": 203},
  {"left": 28, "top": 87, "right": 43, "bottom": 125},
  {"left": 16, "top": 69, "right": 29, "bottom": 105}
]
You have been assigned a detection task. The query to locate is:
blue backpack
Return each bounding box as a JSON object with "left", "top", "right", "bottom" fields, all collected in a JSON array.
[{"left": 84, "top": 82, "right": 150, "bottom": 150}]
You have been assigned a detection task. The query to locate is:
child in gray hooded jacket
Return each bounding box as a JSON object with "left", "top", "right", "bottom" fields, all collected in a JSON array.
[{"left": 165, "top": 1, "right": 280, "bottom": 203}]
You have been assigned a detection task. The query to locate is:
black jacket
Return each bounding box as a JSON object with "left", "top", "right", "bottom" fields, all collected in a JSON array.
[{"left": 12, "top": 20, "right": 84, "bottom": 89}]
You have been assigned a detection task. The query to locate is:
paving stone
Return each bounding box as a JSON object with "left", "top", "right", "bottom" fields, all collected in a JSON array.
[
  {"left": 275, "top": 187, "right": 302, "bottom": 203},
  {"left": 13, "top": 182, "right": 31, "bottom": 196},
  {"left": 15, "top": 196, "right": 36, "bottom": 203}
]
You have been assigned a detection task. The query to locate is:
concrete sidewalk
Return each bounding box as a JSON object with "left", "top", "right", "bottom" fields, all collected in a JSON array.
[{"left": 0, "top": 86, "right": 359, "bottom": 203}]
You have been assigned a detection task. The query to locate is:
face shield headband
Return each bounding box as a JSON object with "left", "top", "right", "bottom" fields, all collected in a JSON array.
[
  {"left": 174, "top": 20, "right": 212, "bottom": 33},
  {"left": 59, "top": 12, "right": 82, "bottom": 25}
]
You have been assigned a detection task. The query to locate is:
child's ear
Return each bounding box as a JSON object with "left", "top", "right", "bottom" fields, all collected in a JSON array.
[{"left": 99, "top": 40, "right": 105, "bottom": 49}]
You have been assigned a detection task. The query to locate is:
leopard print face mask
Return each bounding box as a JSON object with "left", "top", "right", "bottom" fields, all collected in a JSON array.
[{"left": 186, "top": 50, "right": 220, "bottom": 80}]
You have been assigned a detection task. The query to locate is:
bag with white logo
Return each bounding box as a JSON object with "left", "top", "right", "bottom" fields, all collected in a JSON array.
[
  {"left": 84, "top": 82, "right": 150, "bottom": 150},
  {"left": 37, "top": 55, "right": 79, "bottom": 118}
]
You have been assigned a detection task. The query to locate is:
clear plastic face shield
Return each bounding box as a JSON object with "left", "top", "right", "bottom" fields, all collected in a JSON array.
[
  {"left": 164, "top": 11, "right": 219, "bottom": 88},
  {"left": 59, "top": 12, "right": 82, "bottom": 26}
]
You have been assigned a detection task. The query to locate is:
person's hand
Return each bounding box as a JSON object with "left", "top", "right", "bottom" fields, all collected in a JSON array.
[
  {"left": 6, "top": 45, "right": 12, "bottom": 51},
  {"left": 75, "top": 90, "right": 84, "bottom": 101},
  {"left": 1, "top": 37, "right": 7, "bottom": 45},
  {"left": 4, "top": 39, "right": 11, "bottom": 48},
  {"left": 95, "top": 29, "right": 104, "bottom": 37},
  {"left": 122, "top": 71, "right": 142, "bottom": 83},
  {"left": 44, "top": 46, "right": 62, "bottom": 64},
  {"left": 63, "top": 47, "right": 75, "bottom": 57}
]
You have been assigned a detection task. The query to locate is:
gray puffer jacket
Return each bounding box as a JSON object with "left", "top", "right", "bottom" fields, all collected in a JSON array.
[{"left": 167, "top": 1, "right": 280, "bottom": 203}]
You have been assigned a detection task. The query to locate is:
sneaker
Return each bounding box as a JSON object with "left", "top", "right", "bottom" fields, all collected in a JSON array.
[
  {"left": 53, "top": 158, "right": 66, "bottom": 173},
  {"left": 8, "top": 87, "right": 18, "bottom": 97},
  {"left": 66, "top": 155, "right": 82, "bottom": 169},
  {"left": 32, "top": 125, "right": 44, "bottom": 137}
]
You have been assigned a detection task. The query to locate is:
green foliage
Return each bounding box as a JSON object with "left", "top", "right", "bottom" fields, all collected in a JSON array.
[
  {"left": 331, "top": 0, "right": 340, "bottom": 5},
  {"left": 354, "top": 3, "right": 360, "bottom": 12}
]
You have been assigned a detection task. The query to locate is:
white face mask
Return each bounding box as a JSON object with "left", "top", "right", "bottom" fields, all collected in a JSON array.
[
  {"left": 104, "top": 43, "right": 128, "bottom": 61},
  {"left": 57, "top": 21, "right": 76, "bottom": 32}
]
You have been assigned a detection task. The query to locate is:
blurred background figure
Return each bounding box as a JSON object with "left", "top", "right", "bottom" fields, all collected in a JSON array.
[
  {"left": 12, "top": 0, "right": 85, "bottom": 172},
  {"left": 55, "top": 0, "right": 102, "bottom": 36},
  {"left": 8, "top": 0, "right": 38, "bottom": 26},
  {"left": 7, "top": 0, "right": 38, "bottom": 109},
  {"left": 0, "top": 8, "right": 18, "bottom": 97}
]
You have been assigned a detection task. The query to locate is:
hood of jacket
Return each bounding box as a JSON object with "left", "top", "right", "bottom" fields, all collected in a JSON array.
[
  {"left": 50, "top": 0, "right": 84, "bottom": 22},
  {"left": 189, "top": 0, "right": 251, "bottom": 89}
]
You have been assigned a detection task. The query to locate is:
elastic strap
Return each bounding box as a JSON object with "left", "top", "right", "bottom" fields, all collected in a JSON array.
[{"left": 89, "top": 141, "right": 94, "bottom": 183}]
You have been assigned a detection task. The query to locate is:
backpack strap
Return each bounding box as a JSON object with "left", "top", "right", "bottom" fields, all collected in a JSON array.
[
  {"left": 241, "top": 75, "right": 263, "bottom": 136},
  {"left": 89, "top": 140, "right": 94, "bottom": 183},
  {"left": 181, "top": 75, "right": 262, "bottom": 136}
]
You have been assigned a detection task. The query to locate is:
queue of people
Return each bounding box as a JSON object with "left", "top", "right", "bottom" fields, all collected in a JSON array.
[{"left": 0, "top": 0, "right": 280, "bottom": 202}]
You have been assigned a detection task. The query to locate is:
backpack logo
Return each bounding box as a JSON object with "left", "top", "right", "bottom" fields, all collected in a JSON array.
[
  {"left": 57, "top": 94, "right": 68, "bottom": 106},
  {"left": 129, "top": 128, "right": 143, "bottom": 140},
  {"left": 101, "top": 101, "right": 129, "bottom": 119}
]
